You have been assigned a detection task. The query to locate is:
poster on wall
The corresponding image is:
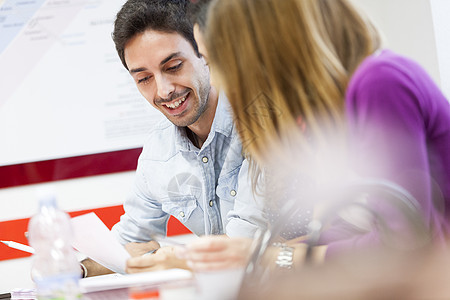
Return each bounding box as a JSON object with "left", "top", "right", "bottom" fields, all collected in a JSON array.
[{"left": 0, "top": 0, "right": 163, "bottom": 186}]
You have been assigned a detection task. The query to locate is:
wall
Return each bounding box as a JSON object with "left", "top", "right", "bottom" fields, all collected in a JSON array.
[
  {"left": 430, "top": 0, "right": 450, "bottom": 98},
  {"left": 353, "top": 0, "right": 441, "bottom": 87}
]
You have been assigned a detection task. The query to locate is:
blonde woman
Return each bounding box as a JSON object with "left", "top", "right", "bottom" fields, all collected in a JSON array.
[{"left": 178, "top": 0, "right": 450, "bottom": 271}]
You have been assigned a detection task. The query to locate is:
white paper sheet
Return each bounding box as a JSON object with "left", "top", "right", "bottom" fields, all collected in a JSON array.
[
  {"left": 79, "top": 269, "right": 193, "bottom": 293},
  {"left": 71, "top": 212, "right": 130, "bottom": 274}
]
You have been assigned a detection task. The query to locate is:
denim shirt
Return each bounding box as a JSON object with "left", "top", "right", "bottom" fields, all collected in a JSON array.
[{"left": 112, "top": 94, "right": 267, "bottom": 244}]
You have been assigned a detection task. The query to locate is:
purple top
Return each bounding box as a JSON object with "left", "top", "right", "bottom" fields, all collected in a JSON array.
[{"left": 321, "top": 50, "right": 450, "bottom": 255}]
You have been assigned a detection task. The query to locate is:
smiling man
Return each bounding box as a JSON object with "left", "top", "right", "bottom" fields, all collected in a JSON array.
[
  {"left": 80, "top": 0, "right": 266, "bottom": 276},
  {"left": 124, "top": 29, "right": 214, "bottom": 146}
]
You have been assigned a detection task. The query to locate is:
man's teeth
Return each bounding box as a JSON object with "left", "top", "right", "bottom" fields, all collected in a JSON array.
[{"left": 165, "top": 96, "right": 186, "bottom": 109}]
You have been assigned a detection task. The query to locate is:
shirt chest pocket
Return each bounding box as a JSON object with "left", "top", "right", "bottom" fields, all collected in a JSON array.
[
  {"left": 216, "top": 167, "right": 240, "bottom": 203},
  {"left": 161, "top": 196, "right": 197, "bottom": 223}
]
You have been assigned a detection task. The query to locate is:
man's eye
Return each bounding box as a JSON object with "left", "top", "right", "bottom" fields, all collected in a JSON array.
[
  {"left": 166, "top": 62, "right": 182, "bottom": 72},
  {"left": 138, "top": 76, "right": 151, "bottom": 84}
]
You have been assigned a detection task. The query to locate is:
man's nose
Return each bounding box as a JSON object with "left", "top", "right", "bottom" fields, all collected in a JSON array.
[{"left": 155, "top": 75, "right": 175, "bottom": 100}]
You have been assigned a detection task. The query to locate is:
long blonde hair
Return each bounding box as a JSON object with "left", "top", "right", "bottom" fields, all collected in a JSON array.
[{"left": 206, "top": 0, "right": 381, "bottom": 189}]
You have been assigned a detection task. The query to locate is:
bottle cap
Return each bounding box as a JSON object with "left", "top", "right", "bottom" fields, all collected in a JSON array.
[{"left": 36, "top": 186, "right": 57, "bottom": 208}]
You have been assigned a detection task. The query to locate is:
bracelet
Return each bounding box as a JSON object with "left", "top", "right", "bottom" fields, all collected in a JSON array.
[
  {"left": 80, "top": 262, "right": 88, "bottom": 278},
  {"left": 273, "top": 242, "right": 294, "bottom": 269}
]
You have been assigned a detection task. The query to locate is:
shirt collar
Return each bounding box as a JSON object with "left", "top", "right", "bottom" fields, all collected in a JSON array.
[{"left": 209, "top": 92, "right": 234, "bottom": 138}]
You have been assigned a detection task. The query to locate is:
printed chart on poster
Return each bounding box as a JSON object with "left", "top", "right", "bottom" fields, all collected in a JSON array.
[{"left": 0, "top": 0, "right": 163, "bottom": 167}]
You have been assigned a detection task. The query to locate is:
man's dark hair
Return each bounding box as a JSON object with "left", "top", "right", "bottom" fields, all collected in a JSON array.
[
  {"left": 113, "top": 0, "right": 199, "bottom": 70},
  {"left": 187, "top": 0, "right": 213, "bottom": 32}
]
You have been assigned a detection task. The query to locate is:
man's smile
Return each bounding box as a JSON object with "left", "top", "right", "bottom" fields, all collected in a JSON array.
[{"left": 163, "top": 94, "right": 187, "bottom": 109}]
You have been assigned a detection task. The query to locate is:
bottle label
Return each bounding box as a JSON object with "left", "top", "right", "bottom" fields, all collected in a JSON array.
[{"left": 35, "top": 273, "right": 81, "bottom": 300}]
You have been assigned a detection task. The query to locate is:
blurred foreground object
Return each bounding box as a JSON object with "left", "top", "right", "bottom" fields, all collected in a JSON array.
[
  {"left": 241, "top": 179, "right": 435, "bottom": 299},
  {"left": 239, "top": 242, "right": 450, "bottom": 300},
  {"left": 28, "top": 190, "right": 81, "bottom": 299}
]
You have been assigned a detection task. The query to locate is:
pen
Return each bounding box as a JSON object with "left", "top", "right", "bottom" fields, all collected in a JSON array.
[
  {"left": 1, "top": 240, "right": 35, "bottom": 254},
  {"left": 0, "top": 292, "right": 11, "bottom": 299},
  {"left": 144, "top": 235, "right": 187, "bottom": 256}
]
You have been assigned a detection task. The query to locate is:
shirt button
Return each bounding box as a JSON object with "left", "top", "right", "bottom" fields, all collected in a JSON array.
[
  {"left": 179, "top": 211, "right": 185, "bottom": 218},
  {"left": 202, "top": 156, "right": 209, "bottom": 163},
  {"left": 209, "top": 200, "right": 213, "bottom": 207},
  {"left": 230, "top": 190, "right": 237, "bottom": 197}
]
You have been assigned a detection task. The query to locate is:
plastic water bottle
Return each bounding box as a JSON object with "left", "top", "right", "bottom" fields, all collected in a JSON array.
[{"left": 28, "top": 191, "right": 82, "bottom": 299}]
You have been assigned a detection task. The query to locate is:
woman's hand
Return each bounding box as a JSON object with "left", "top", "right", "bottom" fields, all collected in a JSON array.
[
  {"left": 176, "top": 235, "right": 253, "bottom": 271},
  {"left": 126, "top": 245, "right": 189, "bottom": 273}
]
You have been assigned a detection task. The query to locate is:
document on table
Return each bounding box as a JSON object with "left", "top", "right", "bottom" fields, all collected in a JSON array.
[
  {"left": 79, "top": 269, "right": 193, "bottom": 293},
  {"left": 71, "top": 212, "right": 130, "bottom": 274}
]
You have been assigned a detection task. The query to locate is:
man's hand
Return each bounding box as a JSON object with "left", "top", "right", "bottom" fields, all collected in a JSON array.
[
  {"left": 126, "top": 246, "right": 189, "bottom": 273},
  {"left": 80, "top": 240, "right": 161, "bottom": 277},
  {"left": 80, "top": 257, "right": 114, "bottom": 277},
  {"left": 125, "top": 240, "right": 160, "bottom": 257}
]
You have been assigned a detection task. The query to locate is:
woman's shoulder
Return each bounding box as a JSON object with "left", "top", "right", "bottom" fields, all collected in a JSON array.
[
  {"left": 347, "top": 49, "right": 443, "bottom": 106},
  {"left": 346, "top": 49, "right": 449, "bottom": 133},
  {"left": 350, "top": 50, "right": 424, "bottom": 89}
]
